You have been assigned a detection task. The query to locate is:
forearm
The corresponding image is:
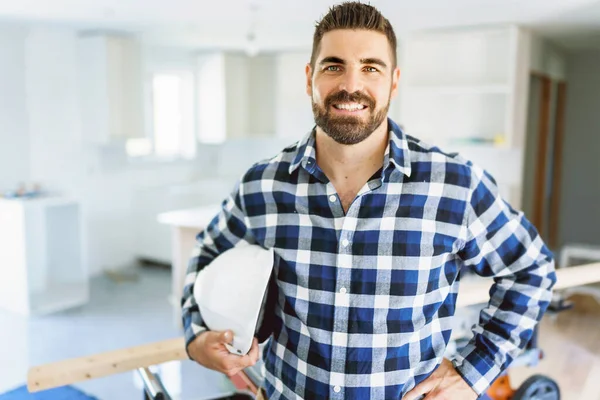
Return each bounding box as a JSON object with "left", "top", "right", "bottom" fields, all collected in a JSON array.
[
  {"left": 456, "top": 240, "right": 556, "bottom": 394},
  {"left": 455, "top": 167, "right": 557, "bottom": 394},
  {"left": 181, "top": 184, "right": 255, "bottom": 356}
]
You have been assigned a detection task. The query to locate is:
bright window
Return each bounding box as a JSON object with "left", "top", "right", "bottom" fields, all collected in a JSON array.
[{"left": 153, "top": 74, "right": 184, "bottom": 157}]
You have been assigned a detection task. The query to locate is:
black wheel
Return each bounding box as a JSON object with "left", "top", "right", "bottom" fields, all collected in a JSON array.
[{"left": 512, "top": 374, "right": 560, "bottom": 400}]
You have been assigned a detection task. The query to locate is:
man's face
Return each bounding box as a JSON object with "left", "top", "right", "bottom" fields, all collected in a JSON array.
[{"left": 306, "top": 29, "right": 400, "bottom": 145}]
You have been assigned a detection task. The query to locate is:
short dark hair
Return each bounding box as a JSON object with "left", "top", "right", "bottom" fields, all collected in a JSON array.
[{"left": 310, "top": 2, "right": 397, "bottom": 69}]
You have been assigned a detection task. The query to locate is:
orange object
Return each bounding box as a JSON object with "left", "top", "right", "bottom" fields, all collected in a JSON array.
[{"left": 486, "top": 374, "right": 515, "bottom": 400}]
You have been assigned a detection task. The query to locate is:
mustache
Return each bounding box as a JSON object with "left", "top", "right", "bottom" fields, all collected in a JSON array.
[{"left": 324, "top": 90, "right": 375, "bottom": 109}]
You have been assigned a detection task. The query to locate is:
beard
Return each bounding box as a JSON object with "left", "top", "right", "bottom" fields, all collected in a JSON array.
[{"left": 312, "top": 90, "right": 390, "bottom": 145}]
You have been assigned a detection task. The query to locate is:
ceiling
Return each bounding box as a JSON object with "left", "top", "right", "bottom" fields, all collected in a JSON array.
[{"left": 1, "top": 0, "right": 600, "bottom": 51}]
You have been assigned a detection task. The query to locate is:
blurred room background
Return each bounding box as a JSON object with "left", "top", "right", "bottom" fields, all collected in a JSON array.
[{"left": 1, "top": 0, "right": 599, "bottom": 399}]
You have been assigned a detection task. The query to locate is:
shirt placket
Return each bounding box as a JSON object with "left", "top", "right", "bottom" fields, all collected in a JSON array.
[{"left": 327, "top": 189, "right": 359, "bottom": 399}]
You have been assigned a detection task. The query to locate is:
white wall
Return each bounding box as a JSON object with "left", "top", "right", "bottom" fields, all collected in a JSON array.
[
  {"left": 0, "top": 26, "right": 30, "bottom": 191},
  {"left": 224, "top": 53, "right": 278, "bottom": 138},
  {"left": 224, "top": 53, "right": 250, "bottom": 139},
  {"left": 559, "top": 50, "right": 600, "bottom": 248},
  {"left": 247, "top": 54, "right": 277, "bottom": 136},
  {"left": 530, "top": 34, "right": 567, "bottom": 80},
  {"left": 25, "top": 28, "right": 85, "bottom": 195},
  {"left": 275, "top": 51, "right": 315, "bottom": 140}
]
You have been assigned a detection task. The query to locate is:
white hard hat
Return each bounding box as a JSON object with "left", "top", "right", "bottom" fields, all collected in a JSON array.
[{"left": 193, "top": 244, "right": 276, "bottom": 355}]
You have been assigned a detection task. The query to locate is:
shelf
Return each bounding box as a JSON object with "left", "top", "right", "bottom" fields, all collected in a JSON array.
[
  {"left": 397, "top": 25, "right": 529, "bottom": 211},
  {"left": 403, "top": 84, "right": 510, "bottom": 95},
  {"left": 417, "top": 137, "right": 509, "bottom": 151}
]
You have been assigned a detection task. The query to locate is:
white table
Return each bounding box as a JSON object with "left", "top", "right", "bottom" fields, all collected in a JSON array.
[
  {"left": 559, "top": 243, "right": 600, "bottom": 304},
  {"left": 157, "top": 205, "right": 221, "bottom": 326}
]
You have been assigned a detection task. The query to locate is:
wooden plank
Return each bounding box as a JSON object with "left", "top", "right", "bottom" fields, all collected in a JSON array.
[
  {"left": 27, "top": 337, "right": 187, "bottom": 392},
  {"left": 28, "top": 263, "right": 600, "bottom": 392},
  {"left": 458, "top": 262, "right": 600, "bottom": 307}
]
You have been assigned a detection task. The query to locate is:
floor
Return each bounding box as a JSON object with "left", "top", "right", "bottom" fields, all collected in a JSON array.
[
  {"left": 0, "top": 266, "right": 237, "bottom": 400},
  {"left": 1, "top": 267, "right": 599, "bottom": 400},
  {"left": 509, "top": 293, "right": 600, "bottom": 400}
]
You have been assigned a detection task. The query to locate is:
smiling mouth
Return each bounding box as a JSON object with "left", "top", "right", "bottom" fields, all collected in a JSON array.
[{"left": 332, "top": 102, "right": 367, "bottom": 111}]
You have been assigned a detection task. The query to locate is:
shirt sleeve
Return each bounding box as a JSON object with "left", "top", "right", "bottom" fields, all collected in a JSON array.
[
  {"left": 181, "top": 177, "right": 255, "bottom": 357},
  {"left": 452, "top": 165, "right": 557, "bottom": 396}
]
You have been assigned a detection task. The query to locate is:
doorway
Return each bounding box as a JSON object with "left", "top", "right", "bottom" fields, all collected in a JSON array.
[{"left": 522, "top": 73, "right": 567, "bottom": 250}]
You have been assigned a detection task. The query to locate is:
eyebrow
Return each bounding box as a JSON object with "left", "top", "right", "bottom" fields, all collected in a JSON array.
[{"left": 319, "top": 56, "right": 388, "bottom": 69}]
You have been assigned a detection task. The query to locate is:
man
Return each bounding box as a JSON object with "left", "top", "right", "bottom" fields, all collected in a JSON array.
[{"left": 182, "top": 2, "right": 557, "bottom": 399}]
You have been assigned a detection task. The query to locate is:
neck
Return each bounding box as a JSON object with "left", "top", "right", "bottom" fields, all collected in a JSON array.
[{"left": 315, "top": 119, "right": 389, "bottom": 182}]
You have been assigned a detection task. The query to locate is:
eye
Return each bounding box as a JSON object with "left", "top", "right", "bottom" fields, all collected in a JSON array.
[
  {"left": 325, "top": 65, "right": 341, "bottom": 72},
  {"left": 364, "top": 66, "right": 378, "bottom": 72}
]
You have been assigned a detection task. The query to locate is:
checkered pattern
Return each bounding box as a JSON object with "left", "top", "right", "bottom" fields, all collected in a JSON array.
[{"left": 182, "top": 118, "right": 556, "bottom": 399}]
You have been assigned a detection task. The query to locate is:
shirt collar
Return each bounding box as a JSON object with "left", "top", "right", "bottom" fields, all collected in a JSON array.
[
  {"left": 288, "top": 127, "right": 318, "bottom": 175},
  {"left": 288, "top": 118, "right": 412, "bottom": 178},
  {"left": 386, "top": 118, "right": 412, "bottom": 178}
]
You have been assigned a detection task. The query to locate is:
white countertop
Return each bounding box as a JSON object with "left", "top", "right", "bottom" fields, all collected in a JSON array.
[
  {"left": 0, "top": 195, "right": 79, "bottom": 208},
  {"left": 156, "top": 204, "right": 221, "bottom": 229}
]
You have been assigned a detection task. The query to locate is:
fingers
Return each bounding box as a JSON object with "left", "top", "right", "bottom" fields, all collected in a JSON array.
[
  {"left": 217, "top": 352, "right": 247, "bottom": 376},
  {"left": 221, "top": 363, "right": 244, "bottom": 377},
  {"left": 247, "top": 337, "right": 260, "bottom": 363},
  {"left": 204, "top": 330, "right": 234, "bottom": 350},
  {"left": 403, "top": 379, "right": 436, "bottom": 400},
  {"left": 231, "top": 338, "right": 260, "bottom": 370},
  {"left": 199, "top": 331, "right": 261, "bottom": 378}
]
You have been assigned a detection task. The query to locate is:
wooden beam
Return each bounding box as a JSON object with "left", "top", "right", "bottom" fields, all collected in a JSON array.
[
  {"left": 28, "top": 263, "right": 600, "bottom": 393},
  {"left": 457, "top": 262, "right": 600, "bottom": 307},
  {"left": 27, "top": 337, "right": 187, "bottom": 393}
]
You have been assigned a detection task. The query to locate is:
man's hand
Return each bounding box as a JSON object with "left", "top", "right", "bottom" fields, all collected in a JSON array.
[
  {"left": 403, "top": 358, "right": 478, "bottom": 400},
  {"left": 187, "top": 330, "right": 260, "bottom": 377}
]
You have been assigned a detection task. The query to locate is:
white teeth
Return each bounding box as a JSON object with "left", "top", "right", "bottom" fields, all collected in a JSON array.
[{"left": 334, "top": 103, "right": 366, "bottom": 111}]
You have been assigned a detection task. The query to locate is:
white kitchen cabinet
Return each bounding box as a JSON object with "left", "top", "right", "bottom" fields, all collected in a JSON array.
[
  {"left": 0, "top": 197, "right": 88, "bottom": 315},
  {"left": 78, "top": 34, "right": 144, "bottom": 144},
  {"left": 397, "top": 25, "right": 531, "bottom": 208}
]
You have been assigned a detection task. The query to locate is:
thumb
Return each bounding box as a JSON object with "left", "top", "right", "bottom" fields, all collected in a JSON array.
[{"left": 220, "top": 330, "right": 234, "bottom": 345}]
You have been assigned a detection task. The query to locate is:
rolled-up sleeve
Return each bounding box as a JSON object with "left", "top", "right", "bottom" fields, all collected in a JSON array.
[
  {"left": 453, "top": 165, "right": 557, "bottom": 395},
  {"left": 181, "top": 178, "right": 255, "bottom": 356}
]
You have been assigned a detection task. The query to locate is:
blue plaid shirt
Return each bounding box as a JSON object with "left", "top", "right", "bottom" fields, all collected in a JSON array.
[{"left": 182, "top": 118, "right": 556, "bottom": 399}]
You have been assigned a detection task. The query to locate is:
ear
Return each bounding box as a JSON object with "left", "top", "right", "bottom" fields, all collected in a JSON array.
[
  {"left": 305, "top": 63, "right": 313, "bottom": 97},
  {"left": 390, "top": 66, "right": 401, "bottom": 98}
]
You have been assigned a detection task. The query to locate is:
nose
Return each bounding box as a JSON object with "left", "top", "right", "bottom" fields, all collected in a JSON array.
[{"left": 339, "top": 68, "right": 363, "bottom": 94}]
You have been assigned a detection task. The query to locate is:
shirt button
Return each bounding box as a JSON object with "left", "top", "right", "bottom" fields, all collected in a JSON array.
[
  {"left": 329, "top": 195, "right": 337, "bottom": 203},
  {"left": 339, "top": 287, "right": 347, "bottom": 294},
  {"left": 341, "top": 239, "right": 349, "bottom": 247},
  {"left": 333, "top": 386, "right": 341, "bottom": 393}
]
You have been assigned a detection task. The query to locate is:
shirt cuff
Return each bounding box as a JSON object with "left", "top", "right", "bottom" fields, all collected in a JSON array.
[
  {"left": 184, "top": 320, "right": 208, "bottom": 360},
  {"left": 452, "top": 342, "right": 503, "bottom": 396}
]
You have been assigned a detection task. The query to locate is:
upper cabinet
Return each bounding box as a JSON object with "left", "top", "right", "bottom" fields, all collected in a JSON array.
[
  {"left": 78, "top": 34, "right": 145, "bottom": 144},
  {"left": 397, "top": 25, "right": 531, "bottom": 208}
]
